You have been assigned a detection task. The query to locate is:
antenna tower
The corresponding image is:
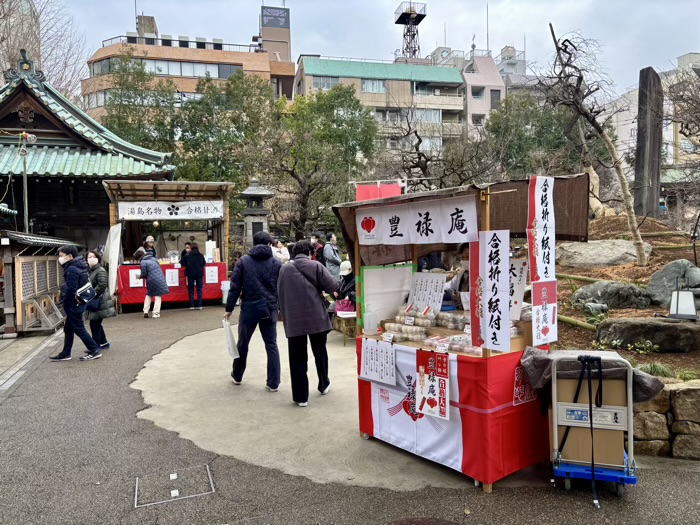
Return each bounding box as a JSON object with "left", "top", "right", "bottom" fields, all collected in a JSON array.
[{"left": 394, "top": 2, "right": 427, "bottom": 59}]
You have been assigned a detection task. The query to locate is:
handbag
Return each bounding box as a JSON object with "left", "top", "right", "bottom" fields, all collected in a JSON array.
[
  {"left": 85, "top": 295, "right": 102, "bottom": 312},
  {"left": 335, "top": 298, "right": 355, "bottom": 313},
  {"left": 76, "top": 280, "right": 96, "bottom": 305}
]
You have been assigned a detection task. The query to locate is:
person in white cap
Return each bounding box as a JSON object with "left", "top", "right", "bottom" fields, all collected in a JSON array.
[
  {"left": 328, "top": 260, "right": 356, "bottom": 321},
  {"left": 144, "top": 235, "right": 157, "bottom": 258}
]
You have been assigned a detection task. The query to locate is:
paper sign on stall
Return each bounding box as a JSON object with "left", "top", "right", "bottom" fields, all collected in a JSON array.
[
  {"left": 355, "top": 196, "right": 478, "bottom": 246},
  {"left": 205, "top": 266, "right": 219, "bottom": 284},
  {"left": 407, "top": 273, "right": 447, "bottom": 314},
  {"left": 459, "top": 292, "right": 470, "bottom": 312},
  {"left": 527, "top": 177, "right": 555, "bottom": 283},
  {"left": 532, "top": 280, "right": 558, "bottom": 345},
  {"left": 416, "top": 349, "right": 450, "bottom": 420},
  {"left": 129, "top": 269, "right": 143, "bottom": 288},
  {"left": 360, "top": 338, "right": 396, "bottom": 386},
  {"left": 469, "top": 242, "right": 484, "bottom": 347},
  {"left": 509, "top": 259, "right": 528, "bottom": 321},
  {"left": 480, "top": 230, "right": 511, "bottom": 353},
  {"left": 165, "top": 269, "right": 180, "bottom": 287}
]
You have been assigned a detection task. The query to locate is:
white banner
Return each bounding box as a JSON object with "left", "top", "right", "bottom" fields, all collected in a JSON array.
[
  {"left": 371, "top": 344, "right": 463, "bottom": 471},
  {"left": 407, "top": 273, "right": 447, "bottom": 314},
  {"left": 356, "top": 196, "right": 478, "bottom": 245},
  {"left": 527, "top": 177, "right": 555, "bottom": 282},
  {"left": 118, "top": 200, "right": 224, "bottom": 221},
  {"left": 532, "top": 280, "right": 558, "bottom": 345},
  {"left": 360, "top": 339, "right": 397, "bottom": 386},
  {"left": 509, "top": 259, "right": 528, "bottom": 321},
  {"left": 480, "top": 230, "right": 511, "bottom": 353}
]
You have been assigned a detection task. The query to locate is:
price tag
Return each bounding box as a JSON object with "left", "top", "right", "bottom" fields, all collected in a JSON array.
[
  {"left": 405, "top": 316, "right": 415, "bottom": 326},
  {"left": 436, "top": 343, "right": 449, "bottom": 353},
  {"left": 382, "top": 333, "right": 395, "bottom": 343},
  {"left": 464, "top": 325, "right": 471, "bottom": 335}
]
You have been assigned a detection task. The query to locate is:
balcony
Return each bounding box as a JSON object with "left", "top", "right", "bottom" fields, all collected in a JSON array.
[
  {"left": 101, "top": 35, "right": 256, "bottom": 53},
  {"left": 413, "top": 92, "right": 464, "bottom": 110}
]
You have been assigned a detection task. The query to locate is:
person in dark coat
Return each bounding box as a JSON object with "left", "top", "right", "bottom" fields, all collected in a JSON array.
[
  {"left": 180, "top": 242, "right": 192, "bottom": 267},
  {"left": 85, "top": 250, "right": 116, "bottom": 350},
  {"left": 224, "top": 231, "right": 282, "bottom": 391},
  {"left": 135, "top": 247, "right": 169, "bottom": 319},
  {"left": 50, "top": 245, "right": 101, "bottom": 362},
  {"left": 185, "top": 242, "right": 206, "bottom": 310},
  {"left": 278, "top": 240, "right": 339, "bottom": 407}
]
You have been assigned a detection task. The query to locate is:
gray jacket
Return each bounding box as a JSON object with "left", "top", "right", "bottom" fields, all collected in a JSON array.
[
  {"left": 278, "top": 254, "right": 339, "bottom": 338},
  {"left": 323, "top": 243, "right": 342, "bottom": 279}
]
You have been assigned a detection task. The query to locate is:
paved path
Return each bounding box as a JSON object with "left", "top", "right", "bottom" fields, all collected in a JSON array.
[{"left": 0, "top": 307, "right": 699, "bottom": 525}]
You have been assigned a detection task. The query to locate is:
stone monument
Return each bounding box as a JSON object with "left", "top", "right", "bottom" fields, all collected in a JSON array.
[{"left": 634, "top": 66, "right": 663, "bottom": 218}]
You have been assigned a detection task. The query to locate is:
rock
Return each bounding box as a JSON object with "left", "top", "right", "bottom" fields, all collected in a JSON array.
[
  {"left": 668, "top": 412, "right": 674, "bottom": 426},
  {"left": 672, "top": 435, "right": 700, "bottom": 459},
  {"left": 584, "top": 303, "right": 609, "bottom": 317},
  {"left": 596, "top": 318, "right": 700, "bottom": 353},
  {"left": 634, "top": 386, "right": 670, "bottom": 413},
  {"left": 633, "top": 412, "right": 670, "bottom": 440},
  {"left": 684, "top": 379, "right": 700, "bottom": 387},
  {"left": 658, "top": 377, "right": 684, "bottom": 384},
  {"left": 557, "top": 240, "right": 652, "bottom": 268},
  {"left": 672, "top": 387, "right": 700, "bottom": 421},
  {"left": 633, "top": 439, "right": 671, "bottom": 457},
  {"left": 672, "top": 421, "right": 700, "bottom": 435},
  {"left": 647, "top": 259, "right": 700, "bottom": 308},
  {"left": 573, "top": 281, "right": 651, "bottom": 309}
]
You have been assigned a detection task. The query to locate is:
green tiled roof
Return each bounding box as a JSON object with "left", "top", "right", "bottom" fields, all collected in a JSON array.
[
  {"left": 302, "top": 58, "right": 464, "bottom": 84},
  {"left": 0, "top": 52, "right": 175, "bottom": 177},
  {"left": 0, "top": 145, "right": 171, "bottom": 178}
]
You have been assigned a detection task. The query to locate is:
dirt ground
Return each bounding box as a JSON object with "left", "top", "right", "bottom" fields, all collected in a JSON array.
[{"left": 554, "top": 215, "right": 700, "bottom": 374}]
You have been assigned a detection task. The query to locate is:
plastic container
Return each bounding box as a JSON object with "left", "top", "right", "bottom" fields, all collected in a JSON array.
[
  {"left": 364, "top": 311, "right": 379, "bottom": 335},
  {"left": 221, "top": 280, "right": 230, "bottom": 305}
]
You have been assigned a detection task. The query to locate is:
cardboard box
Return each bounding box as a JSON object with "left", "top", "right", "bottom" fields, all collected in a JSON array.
[{"left": 550, "top": 378, "right": 627, "bottom": 469}]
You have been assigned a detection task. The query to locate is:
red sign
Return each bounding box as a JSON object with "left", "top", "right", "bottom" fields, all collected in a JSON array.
[
  {"left": 355, "top": 183, "right": 402, "bottom": 202},
  {"left": 469, "top": 242, "right": 484, "bottom": 347},
  {"left": 416, "top": 349, "right": 450, "bottom": 420}
]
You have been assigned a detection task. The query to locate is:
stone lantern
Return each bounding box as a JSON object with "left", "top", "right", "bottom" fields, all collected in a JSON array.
[{"left": 239, "top": 178, "right": 274, "bottom": 245}]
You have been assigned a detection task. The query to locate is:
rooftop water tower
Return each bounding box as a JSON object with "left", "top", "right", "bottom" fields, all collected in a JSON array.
[{"left": 395, "top": 2, "right": 427, "bottom": 58}]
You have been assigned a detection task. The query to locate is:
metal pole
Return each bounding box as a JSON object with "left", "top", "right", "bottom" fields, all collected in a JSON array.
[{"left": 22, "top": 152, "right": 28, "bottom": 233}]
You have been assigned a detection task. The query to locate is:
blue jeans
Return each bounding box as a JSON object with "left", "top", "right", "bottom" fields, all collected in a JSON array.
[
  {"left": 232, "top": 308, "right": 280, "bottom": 389},
  {"left": 187, "top": 276, "right": 203, "bottom": 308},
  {"left": 63, "top": 307, "right": 98, "bottom": 355}
]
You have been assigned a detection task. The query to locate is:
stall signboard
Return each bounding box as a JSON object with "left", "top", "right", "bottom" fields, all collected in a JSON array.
[
  {"left": 165, "top": 269, "right": 179, "bottom": 287},
  {"left": 527, "top": 177, "right": 555, "bottom": 282},
  {"left": 360, "top": 338, "right": 397, "bottom": 386},
  {"left": 407, "top": 273, "right": 447, "bottom": 314},
  {"left": 509, "top": 259, "right": 528, "bottom": 321},
  {"left": 532, "top": 280, "right": 558, "bottom": 345},
  {"left": 480, "top": 230, "right": 511, "bottom": 353},
  {"left": 416, "top": 349, "right": 450, "bottom": 420},
  {"left": 205, "top": 266, "right": 220, "bottom": 284},
  {"left": 118, "top": 200, "right": 224, "bottom": 221},
  {"left": 129, "top": 269, "right": 143, "bottom": 288},
  {"left": 469, "top": 242, "right": 484, "bottom": 347},
  {"left": 355, "top": 196, "right": 478, "bottom": 245}
]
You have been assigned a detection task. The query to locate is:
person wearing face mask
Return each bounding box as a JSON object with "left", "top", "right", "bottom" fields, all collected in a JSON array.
[
  {"left": 50, "top": 246, "right": 101, "bottom": 362},
  {"left": 444, "top": 243, "right": 470, "bottom": 310},
  {"left": 144, "top": 235, "right": 157, "bottom": 258},
  {"left": 85, "top": 250, "right": 116, "bottom": 351}
]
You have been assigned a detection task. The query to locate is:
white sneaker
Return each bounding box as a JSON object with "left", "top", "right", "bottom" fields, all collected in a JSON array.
[
  {"left": 152, "top": 313, "right": 161, "bottom": 319},
  {"left": 266, "top": 385, "right": 279, "bottom": 392},
  {"left": 322, "top": 381, "right": 332, "bottom": 395},
  {"left": 189, "top": 307, "right": 195, "bottom": 311},
  {"left": 297, "top": 402, "right": 308, "bottom": 407}
]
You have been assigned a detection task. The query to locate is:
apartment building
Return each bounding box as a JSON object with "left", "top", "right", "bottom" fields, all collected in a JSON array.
[
  {"left": 461, "top": 47, "right": 506, "bottom": 128},
  {"left": 295, "top": 52, "right": 466, "bottom": 153},
  {"left": 81, "top": 8, "right": 295, "bottom": 120}
]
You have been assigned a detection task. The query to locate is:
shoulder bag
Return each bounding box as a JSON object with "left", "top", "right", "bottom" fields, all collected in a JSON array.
[{"left": 291, "top": 262, "right": 330, "bottom": 310}]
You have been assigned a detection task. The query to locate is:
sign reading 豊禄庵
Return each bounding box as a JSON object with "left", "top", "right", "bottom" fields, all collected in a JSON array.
[
  {"left": 118, "top": 200, "right": 224, "bottom": 221},
  {"left": 355, "top": 196, "right": 478, "bottom": 245}
]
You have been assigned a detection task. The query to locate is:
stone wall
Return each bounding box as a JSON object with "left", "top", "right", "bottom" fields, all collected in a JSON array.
[{"left": 633, "top": 380, "right": 700, "bottom": 459}]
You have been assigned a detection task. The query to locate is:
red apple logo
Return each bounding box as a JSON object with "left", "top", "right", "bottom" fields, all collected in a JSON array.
[
  {"left": 361, "top": 216, "right": 376, "bottom": 233},
  {"left": 427, "top": 398, "right": 438, "bottom": 409},
  {"left": 542, "top": 326, "right": 550, "bottom": 336}
]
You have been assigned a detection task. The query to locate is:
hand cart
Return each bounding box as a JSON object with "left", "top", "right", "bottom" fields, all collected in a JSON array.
[{"left": 550, "top": 351, "right": 638, "bottom": 507}]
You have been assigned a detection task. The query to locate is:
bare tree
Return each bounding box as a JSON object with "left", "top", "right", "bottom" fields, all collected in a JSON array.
[
  {"left": 539, "top": 24, "right": 648, "bottom": 265},
  {"left": 0, "top": 0, "right": 87, "bottom": 97}
]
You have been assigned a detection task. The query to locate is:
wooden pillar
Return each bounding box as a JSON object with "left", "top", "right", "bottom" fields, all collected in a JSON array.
[
  {"left": 353, "top": 210, "right": 363, "bottom": 336},
  {"left": 479, "top": 188, "right": 492, "bottom": 359},
  {"left": 2, "top": 251, "right": 16, "bottom": 337},
  {"left": 109, "top": 203, "right": 118, "bottom": 228}
]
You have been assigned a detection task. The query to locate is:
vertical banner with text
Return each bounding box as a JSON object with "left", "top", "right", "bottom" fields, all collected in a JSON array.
[
  {"left": 416, "top": 349, "right": 450, "bottom": 420},
  {"left": 480, "top": 230, "right": 511, "bottom": 353}
]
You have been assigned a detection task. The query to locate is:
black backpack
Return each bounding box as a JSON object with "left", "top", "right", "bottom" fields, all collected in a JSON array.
[{"left": 315, "top": 244, "right": 326, "bottom": 266}]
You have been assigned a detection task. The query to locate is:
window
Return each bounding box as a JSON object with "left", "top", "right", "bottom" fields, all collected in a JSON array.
[
  {"left": 96, "top": 91, "right": 105, "bottom": 107},
  {"left": 490, "top": 89, "right": 501, "bottom": 110},
  {"left": 181, "top": 62, "right": 194, "bottom": 77},
  {"left": 196, "top": 40, "right": 206, "bottom": 49},
  {"left": 401, "top": 108, "right": 441, "bottom": 124},
  {"left": 373, "top": 110, "right": 385, "bottom": 122},
  {"left": 362, "top": 79, "right": 386, "bottom": 93},
  {"left": 206, "top": 63, "right": 218, "bottom": 77},
  {"left": 193, "top": 63, "right": 207, "bottom": 77},
  {"left": 161, "top": 38, "right": 172, "bottom": 47},
  {"left": 179, "top": 39, "right": 189, "bottom": 48},
  {"left": 219, "top": 64, "right": 242, "bottom": 79},
  {"left": 388, "top": 136, "right": 400, "bottom": 149},
  {"left": 414, "top": 82, "right": 431, "bottom": 95},
  {"left": 419, "top": 137, "right": 442, "bottom": 152},
  {"left": 680, "top": 138, "right": 695, "bottom": 153},
  {"left": 312, "top": 76, "right": 339, "bottom": 90},
  {"left": 472, "top": 114, "right": 486, "bottom": 126},
  {"left": 168, "top": 61, "right": 181, "bottom": 76},
  {"left": 155, "top": 60, "right": 168, "bottom": 75},
  {"left": 143, "top": 60, "right": 156, "bottom": 74},
  {"left": 471, "top": 86, "right": 485, "bottom": 99}
]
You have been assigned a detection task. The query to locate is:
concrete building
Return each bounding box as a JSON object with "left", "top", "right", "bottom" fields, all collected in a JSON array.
[
  {"left": 461, "top": 47, "right": 506, "bottom": 128},
  {"left": 81, "top": 8, "right": 295, "bottom": 120},
  {"left": 295, "top": 52, "right": 466, "bottom": 152}
]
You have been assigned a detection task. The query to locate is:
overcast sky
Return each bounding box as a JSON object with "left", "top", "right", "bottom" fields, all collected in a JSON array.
[{"left": 67, "top": 0, "right": 699, "bottom": 94}]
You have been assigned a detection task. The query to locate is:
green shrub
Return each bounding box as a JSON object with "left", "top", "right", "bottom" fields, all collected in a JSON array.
[
  {"left": 637, "top": 362, "right": 675, "bottom": 378},
  {"left": 627, "top": 340, "right": 660, "bottom": 355},
  {"left": 676, "top": 369, "right": 700, "bottom": 381}
]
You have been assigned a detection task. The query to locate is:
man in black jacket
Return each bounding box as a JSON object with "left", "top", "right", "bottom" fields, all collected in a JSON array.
[
  {"left": 50, "top": 245, "right": 101, "bottom": 362},
  {"left": 185, "top": 243, "right": 206, "bottom": 310},
  {"left": 224, "top": 232, "right": 282, "bottom": 391}
]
